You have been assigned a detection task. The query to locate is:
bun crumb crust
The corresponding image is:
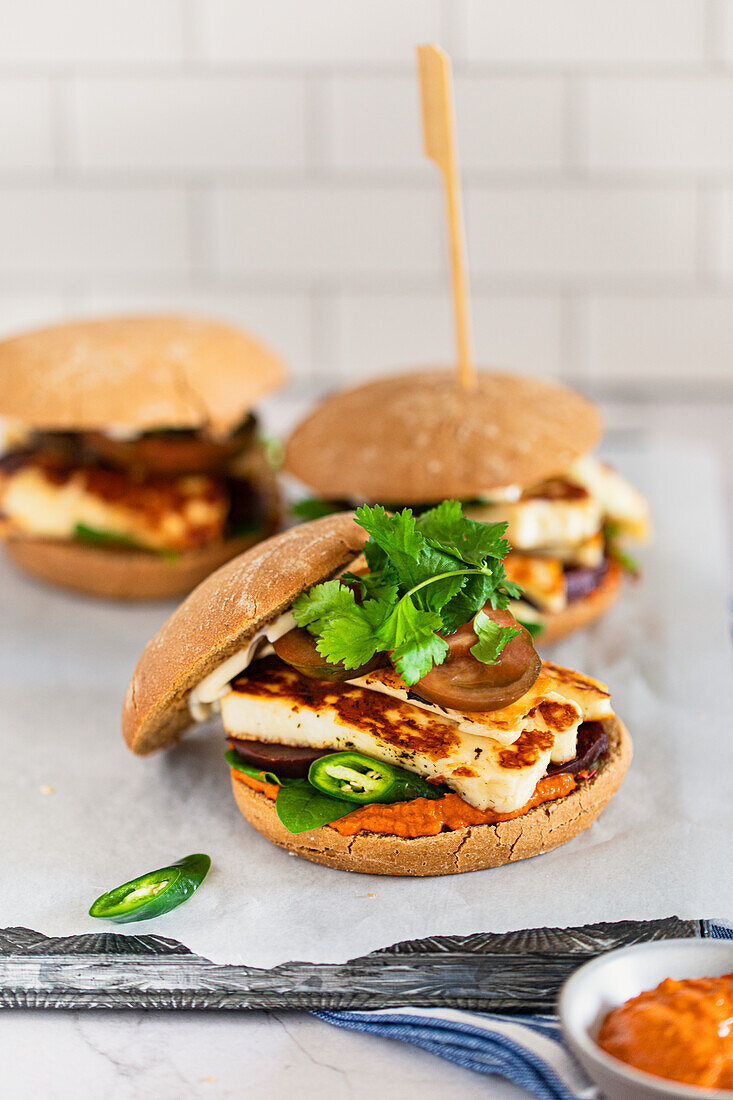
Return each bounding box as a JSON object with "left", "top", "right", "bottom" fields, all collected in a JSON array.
[
  {"left": 0, "top": 315, "right": 286, "bottom": 433},
  {"left": 122, "top": 512, "right": 367, "bottom": 756},
  {"left": 284, "top": 369, "right": 602, "bottom": 503},
  {"left": 231, "top": 716, "right": 631, "bottom": 875}
]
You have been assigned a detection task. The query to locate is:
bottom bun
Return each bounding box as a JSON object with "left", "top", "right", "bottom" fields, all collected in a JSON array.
[
  {"left": 5, "top": 530, "right": 273, "bottom": 600},
  {"left": 231, "top": 715, "right": 632, "bottom": 876},
  {"left": 535, "top": 560, "right": 623, "bottom": 645}
]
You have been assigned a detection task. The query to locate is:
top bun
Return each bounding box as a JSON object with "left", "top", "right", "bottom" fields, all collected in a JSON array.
[
  {"left": 122, "top": 512, "right": 367, "bottom": 756},
  {"left": 284, "top": 369, "right": 602, "bottom": 503},
  {"left": 0, "top": 315, "right": 286, "bottom": 433}
]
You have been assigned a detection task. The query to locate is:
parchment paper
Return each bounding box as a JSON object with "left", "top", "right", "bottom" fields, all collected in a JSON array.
[{"left": 2, "top": 432, "right": 731, "bottom": 967}]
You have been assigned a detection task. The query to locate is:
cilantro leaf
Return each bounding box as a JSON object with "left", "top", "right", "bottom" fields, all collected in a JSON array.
[
  {"left": 356, "top": 504, "right": 467, "bottom": 612},
  {"left": 470, "top": 610, "right": 520, "bottom": 664},
  {"left": 292, "top": 502, "right": 530, "bottom": 686},
  {"left": 417, "top": 501, "right": 512, "bottom": 566},
  {"left": 291, "top": 498, "right": 340, "bottom": 521},
  {"left": 316, "top": 596, "right": 394, "bottom": 669},
  {"left": 603, "top": 521, "right": 640, "bottom": 577},
  {"left": 292, "top": 579, "right": 357, "bottom": 636},
  {"left": 391, "top": 632, "right": 449, "bottom": 685}
]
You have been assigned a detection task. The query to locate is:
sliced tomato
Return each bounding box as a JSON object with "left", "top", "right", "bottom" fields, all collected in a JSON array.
[{"left": 413, "top": 607, "right": 541, "bottom": 712}]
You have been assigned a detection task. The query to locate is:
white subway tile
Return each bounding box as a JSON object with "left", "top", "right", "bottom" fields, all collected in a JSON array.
[
  {"left": 0, "top": 0, "right": 185, "bottom": 64},
  {"left": 587, "top": 78, "right": 733, "bottom": 173},
  {"left": 73, "top": 288, "right": 313, "bottom": 376},
  {"left": 466, "top": 186, "right": 697, "bottom": 278},
  {"left": 71, "top": 76, "right": 307, "bottom": 173},
  {"left": 325, "top": 75, "right": 565, "bottom": 173},
  {"left": 460, "top": 0, "right": 705, "bottom": 64},
  {"left": 327, "top": 293, "right": 565, "bottom": 381},
  {"left": 209, "top": 186, "right": 443, "bottom": 277},
  {"left": 0, "top": 79, "right": 54, "bottom": 171},
  {"left": 199, "top": 0, "right": 442, "bottom": 63},
  {"left": 0, "top": 296, "right": 70, "bottom": 338},
  {"left": 720, "top": 0, "right": 733, "bottom": 63},
  {"left": 585, "top": 296, "right": 733, "bottom": 381},
  {"left": 711, "top": 189, "right": 733, "bottom": 275},
  {"left": 0, "top": 188, "right": 190, "bottom": 274}
]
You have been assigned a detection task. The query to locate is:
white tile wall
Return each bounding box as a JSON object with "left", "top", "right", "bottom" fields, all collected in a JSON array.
[
  {"left": 0, "top": 188, "right": 190, "bottom": 274},
  {"left": 0, "top": 79, "right": 54, "bottom": 170},
  {"left": 466, "top": 187, "right": 698, "bottom": 278},
  {"left": 586, "top": 79, "right": 733, "bottom": 174},
  {"left": 0, "top": 0, "right": 731, "bottom": 391},
  {"left": 461, "top": 0, "right": 706, "bottom": 64},
  {"left": 198, "top": 0, "right": 444, "bottom": 64},
  {"left": 71, "top": 76, "right": 308, "bottom": 172},
  {"left": 208, "top": 186, "right": 444, "bottom": 277},
  {"left": 325, "top": 76, "right": 566, "bottom": 173},
  {"left": 0, "top": 0, "right": 185, "bottom": 64}
]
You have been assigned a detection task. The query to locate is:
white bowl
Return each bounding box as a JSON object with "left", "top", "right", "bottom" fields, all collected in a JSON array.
[{"left": 559, "top": 938, "right": 733, "bottom": 1100}]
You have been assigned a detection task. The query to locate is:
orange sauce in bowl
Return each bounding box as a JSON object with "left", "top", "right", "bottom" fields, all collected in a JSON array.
[{"left": 597, "top": 972, "right": 733, "bottom": 1090}]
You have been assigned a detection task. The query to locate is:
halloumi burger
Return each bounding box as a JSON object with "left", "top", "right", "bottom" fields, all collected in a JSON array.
[
  {"left": 284, "top": 370, "right": 650, "bottom": 642},
  {"left": 0, "top": 316, "right": 285, "bottom": 599},
  {"left": 123, "top": 508, "right": 632, "bottom": 875}
]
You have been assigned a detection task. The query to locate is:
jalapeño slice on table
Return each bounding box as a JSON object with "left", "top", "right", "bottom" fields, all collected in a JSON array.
[
  {"left": 308, "top": 751, "right": 444, "bottom": 805},
  {"left": 88, "top": 853, "right": 211, "bottom": 924}
]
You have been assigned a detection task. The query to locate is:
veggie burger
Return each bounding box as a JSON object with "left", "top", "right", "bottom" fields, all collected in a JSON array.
[
  {"left": 284, "top": 370, "right": 650, "bottom": 642},
  {"left": 123, "top": 508, "right": 632, "bottom": 875},
  {"left": 0, "top": 316, "right": 285, "bottom": 599}
]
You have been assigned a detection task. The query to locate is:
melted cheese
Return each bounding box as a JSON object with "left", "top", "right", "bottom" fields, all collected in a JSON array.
[
  {"left": 0, "top": 463, "right": 227, "bottom": 552},
  {"left": 221, "top": 657, "right": 613, "bottom": 813}
]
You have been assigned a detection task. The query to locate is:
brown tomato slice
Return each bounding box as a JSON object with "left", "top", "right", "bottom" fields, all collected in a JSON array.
[
  {"left": 83, "top": 419, "right": 254, "bottom": 476},
  {"left": 273, "top": 626, "right": 387, "bottom": 682},
  {"left": 413, "top": 607, "right": 542, "bottom": 712}
]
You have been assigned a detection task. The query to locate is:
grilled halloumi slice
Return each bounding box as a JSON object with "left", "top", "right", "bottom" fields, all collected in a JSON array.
[
  {"left": 0, "top": 462, "right": 227, "bottom": 552},
  {"left": 222, "top": 656, "right": 613, "bottom": 813},
  {"left": 353, "top": 662, "right": 611, "bottom": 763},
  {"left": 504, "top": 552, "right": 566, "bottom": 613},
  {"left": 541, "top": 531, "right": 605, "bottom": 568},
  {"left": 465, "top": 490, "right": 602, "bottom": 551},
  {"left": 466, "top": 455, "right": 648, "bottom": 552},
  {"left": 568, "top": 455, "right": 650, "bottom": 541}
]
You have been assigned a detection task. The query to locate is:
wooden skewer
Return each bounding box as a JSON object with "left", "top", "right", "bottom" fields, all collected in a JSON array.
[{"left": 417, "top": 43, "right": 475, "bottom": 391}]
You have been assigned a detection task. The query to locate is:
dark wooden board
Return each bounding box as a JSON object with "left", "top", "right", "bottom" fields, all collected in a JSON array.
[{"left": 0, "top": 917, "right": 708, "bottom": 1011}]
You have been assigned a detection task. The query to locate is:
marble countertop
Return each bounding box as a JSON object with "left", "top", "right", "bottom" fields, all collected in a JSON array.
[
  {"left": 4, "top": 395, "right": 730, "bottom": 1100},
  {"left": 2, "top": 1009, "right": 529, "bottom": 1099}
]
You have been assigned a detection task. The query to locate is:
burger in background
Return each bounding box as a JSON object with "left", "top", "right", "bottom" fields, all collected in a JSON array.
[
  {"left": 0, "top": 316, "right": 285, "bottom": 599},
  {"left": 283, "top": 369, "right": 650, "bottom": 642}
]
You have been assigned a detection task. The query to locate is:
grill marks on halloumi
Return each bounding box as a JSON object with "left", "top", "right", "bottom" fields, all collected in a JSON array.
[
  {"left": 0, "top": 458, "right": 228, "bottom": 552},
  {"left": 222, "top": 655, "right": 613, "bottom": 813}
]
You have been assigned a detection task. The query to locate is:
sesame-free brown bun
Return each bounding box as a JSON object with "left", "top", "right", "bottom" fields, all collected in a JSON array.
[
  {"left": 231, "top": 715, "right": 631, "bottom": 876},
  {"left": 6, "top": 529, "right": 274, "bottom": 603},
  {"left": 284, "top": 369, "right": 602, "bottom": 503},
  {"left": 531, "top": 560, "right": 623, "bottom": 645},
  {"left": 0, "top": 315, "right": 285, "bottom": 434},
  {"left": 122, "top": 513, "right": 367, "bottom": 756}
]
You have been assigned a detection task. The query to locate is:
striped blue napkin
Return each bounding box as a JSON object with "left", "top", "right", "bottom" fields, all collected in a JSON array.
[{"left": 316, "top": 921, "right": 732, "bottom": 1099}]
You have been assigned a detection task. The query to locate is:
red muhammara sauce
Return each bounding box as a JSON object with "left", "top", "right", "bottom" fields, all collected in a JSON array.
[{"left": 597, "top": 972, "right": 733, "bottom": 1089}]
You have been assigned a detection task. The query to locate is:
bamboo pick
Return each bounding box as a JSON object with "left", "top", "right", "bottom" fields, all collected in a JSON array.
[{"left": 416, "top": 43, "right": 475, "bottom": 390}]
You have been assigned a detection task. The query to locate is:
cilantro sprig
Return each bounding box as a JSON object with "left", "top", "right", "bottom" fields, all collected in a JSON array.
[{"left": 292, "top": 502, "right": 523, "bottom": 687}]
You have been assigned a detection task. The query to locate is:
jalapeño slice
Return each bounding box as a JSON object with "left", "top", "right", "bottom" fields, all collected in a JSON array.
[
  {"left": 308, "top": 752, "right": 444, "bottom": 805},
  {"left": 88, "top": 853, "right": 211, "bottom": 924}
]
